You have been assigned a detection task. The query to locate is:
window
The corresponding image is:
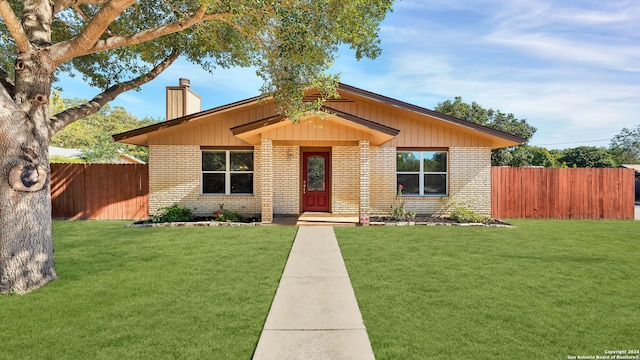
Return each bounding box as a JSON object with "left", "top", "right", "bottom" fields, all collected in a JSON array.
[
  {"left": 396, "top": 150, "right": 448, "bottom": 196},
  {"left": 202, "top": 150, "right": 253, "bottom": 195}
]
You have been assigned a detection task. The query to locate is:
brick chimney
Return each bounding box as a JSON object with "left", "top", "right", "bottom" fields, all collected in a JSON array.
[{"left": 165, "top": 78, "right": 202, "bottom": 120}]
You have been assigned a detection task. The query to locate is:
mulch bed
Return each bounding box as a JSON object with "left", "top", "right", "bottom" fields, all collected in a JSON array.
[
  {"left": 129, "top": 216, "right": 261, "bottom": 227},
  {"left": 368, "top": 216, "right": 514, "bottom": 227},
  {"left": 128, "top": 215, "right": 513, "bottom": 228}
]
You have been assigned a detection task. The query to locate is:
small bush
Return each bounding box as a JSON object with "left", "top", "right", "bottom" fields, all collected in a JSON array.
[
  {"left": 390, "top": 202, "right": 416, "bottom": 221},
  {"left": 151, "top": 204, "right": 194, "bottom": 223},
  {"left": 214, "top": 204, "right": 246, "bottom": 223},
  {"left": 391, "top": 184, "right": 417, "bottom": 221},
  {"left": 449, "top": 205, "right": 490, "bottom": 224}
]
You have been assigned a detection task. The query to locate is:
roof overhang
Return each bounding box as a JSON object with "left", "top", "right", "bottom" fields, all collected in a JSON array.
[
  {"left": 230, "top": 107, "right": 400, "bottom": 146},
  {"left": 113, "top": 95, "right": 264, "bottom": 146}
]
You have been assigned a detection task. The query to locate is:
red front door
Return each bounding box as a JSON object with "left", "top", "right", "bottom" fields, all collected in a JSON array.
[{"left": 302, "top": 152, "right": 330, "bottom": 212}]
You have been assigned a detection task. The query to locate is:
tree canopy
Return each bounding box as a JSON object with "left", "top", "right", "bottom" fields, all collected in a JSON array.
[
  {"left": 1, "top": 0, "right": 393, "bottom": 124},
  {"left": 609, "top": 125, "right": 640, "bottom": 165},
  {"left": 49, "top": 92, "right": 155, "bottom": 162},
  {"left": 557, "top": 146, "right": 616, "bottom": 168},
  {"left": 434, "top": 96, "right": 537, "bottom": 166}
]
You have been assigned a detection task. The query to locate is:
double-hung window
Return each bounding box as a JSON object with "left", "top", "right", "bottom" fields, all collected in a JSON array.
[
  {"left": 202, "top": 150, "right": 253, "bottom": 195},
  {"left": 396, "top": 150, "right": 448, "bottom": 196}
]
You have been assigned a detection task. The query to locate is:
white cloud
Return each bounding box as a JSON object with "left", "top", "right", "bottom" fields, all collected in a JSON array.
[{"left": 484, "top": 31, "right": 640, "bottom": 72}]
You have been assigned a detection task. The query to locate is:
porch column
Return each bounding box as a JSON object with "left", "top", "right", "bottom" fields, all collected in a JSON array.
[
  {"left": 359, "top": 140, "right": 370, "bottom": 224},
  {"left": 261, "top": 139, "right": 273, "bottom": 224}
]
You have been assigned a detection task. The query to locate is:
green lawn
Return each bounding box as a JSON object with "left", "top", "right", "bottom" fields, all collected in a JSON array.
[
  {"left": 336, "top": 220, "right": 640, "bottom": 360},
  {"left": 3, "top": 220, "right": 638, "bottom": 360},
  {"left": 0, "top": 221, "right": 296, "bottom": 360}
]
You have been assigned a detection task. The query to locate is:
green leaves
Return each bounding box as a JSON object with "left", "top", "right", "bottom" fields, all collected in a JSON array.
[
  {"left": 50, "top": 98, "right": 156, "bottom": 163},
  {"left": 42, "top": 0, "right": 392, "bottom": 120},
  {"left": 435, "top": 96, "right": 537, "bottom": 166},
  {"left": 435, "top": 96, "right": 537, "bottom": 141},
  {"left": 609, "top": 125, "right": 640, "bottom": 165}
]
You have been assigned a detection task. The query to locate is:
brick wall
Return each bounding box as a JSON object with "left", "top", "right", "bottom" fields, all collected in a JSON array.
[
  {"left": 273, "top": 146, "right": 300, "bottom": 214},
  {"left": 331, "top": 146, "right": 360, "bottom": 214},
  {"left": 148, "top": 144, "right": 492, "bottom": 219},
  {"left": 260, "top": 139, "right": 273, "bottom": 223},
  {"left": 359, "top": 140, "right": 370, "bottom": 217},
  {"left": 148, "top": 145, "right": 261, "bottom": 217},
  {"left": 448, "top": 147, "right": 492, "bottom": 215},
  {"left": 369, "top": 146, "right": 396, "bottom": 215}
]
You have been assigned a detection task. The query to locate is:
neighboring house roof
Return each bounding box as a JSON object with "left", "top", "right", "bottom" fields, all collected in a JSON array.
[
  {"left": 49, "top": 146, "right": 83, "bottom": 158},
  {"left": 621, "top": 164, "right": 640, "bottom": 174},
  {"left": 113, "top": 83, "right": 525, "bottom": 148},
  {"left": 115, "top": 153, "right": 146, "bottom": 164},
  {"left": 48, "top": 146, "right": 145, "bottom": 164}
]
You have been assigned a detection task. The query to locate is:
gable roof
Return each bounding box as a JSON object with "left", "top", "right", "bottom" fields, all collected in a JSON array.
[
  {"left": 228, "top": 105, "right": 401, "bottom": 146},
  {"left": 113, "top": 83, "right": 525, "bottom": 148}
]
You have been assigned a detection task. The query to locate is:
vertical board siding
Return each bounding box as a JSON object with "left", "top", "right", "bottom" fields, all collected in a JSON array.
[
  {"left": 51, "top": 164, "right": 148, "bottom": 220},
  {"left": 492, "top": 167, "right": 635, "bottom": 219}
]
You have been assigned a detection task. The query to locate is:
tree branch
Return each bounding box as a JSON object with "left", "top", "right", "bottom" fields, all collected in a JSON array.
[
  {"left": 0, "top": 67, "right": 15, "bottom": 96},
  {"left": 71, "top": 4, "right": 91, "bottom": 22},
  {"left": 0, "top": 0, "right": 31, "bottom": 52},
  {"left": 49, "top": 49, "right": 179, "bottom": 135},
  {"left": 51, "top": 4, "right": 235, "bottom": 66},
  {"left": 53, "top": 0, "right": 110, "bottom": 14},
  {"left": 51, "top": 0, "right": 135, "bottom": 63}
]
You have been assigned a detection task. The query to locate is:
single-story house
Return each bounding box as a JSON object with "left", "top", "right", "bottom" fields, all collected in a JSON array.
[{"left": 114, "top": 79, "right": 524, "bottom": 223}]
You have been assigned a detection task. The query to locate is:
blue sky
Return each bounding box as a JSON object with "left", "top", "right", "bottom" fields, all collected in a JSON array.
[{"left": 57, "top": 0, "right": 640, "bottom": 149}]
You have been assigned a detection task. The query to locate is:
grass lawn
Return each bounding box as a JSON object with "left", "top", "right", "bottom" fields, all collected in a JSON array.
[
  {"left": 0, "top": 221, "right": 296, "bottom": 360},
  {"left": 336, "top": 220, "right": 640, "bottom": 360}
]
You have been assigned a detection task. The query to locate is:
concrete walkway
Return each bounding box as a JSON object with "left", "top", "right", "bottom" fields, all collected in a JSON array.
[{"left": 253, "top": 226, "right": 375, "bottom": 360}]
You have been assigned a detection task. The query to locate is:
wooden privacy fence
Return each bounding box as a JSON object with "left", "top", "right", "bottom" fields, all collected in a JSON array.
[
  {"left": 51, "top": 164, "right": 148, "bottom": 220},
  {"left": 492, "top": 167, "right": 635, "bottom": 219}
]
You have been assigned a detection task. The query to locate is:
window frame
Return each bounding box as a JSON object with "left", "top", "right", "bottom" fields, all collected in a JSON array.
[
  {"left": 396, "top": 149, "right": 448, "bottom": 196},
  {"left": 201, "top": 149, "right": 254, "bottom": 195}
]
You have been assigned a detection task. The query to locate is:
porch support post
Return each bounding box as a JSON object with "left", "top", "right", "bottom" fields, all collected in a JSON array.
[
  {"left": 261, "top": 138, "right": 274, "bottom": 224},
  {"left": 359, "top": 140, "right": 370, "bottom": 224}
]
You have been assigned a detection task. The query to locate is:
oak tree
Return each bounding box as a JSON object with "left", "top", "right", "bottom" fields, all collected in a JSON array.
[
  {"left": 609, "top": 125, "right": 640, "bottom": 165},
  {"left": 434, "top": 96, "right": 537, "bottom": 166},
  {"left": 558, "top": 146, "right": 616, "bottom": 168},
  {"left": 0, "top": 0, "right": 392, "bottom": 293}
]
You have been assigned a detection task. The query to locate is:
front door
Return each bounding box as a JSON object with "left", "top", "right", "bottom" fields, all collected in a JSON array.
[{"left": 302, "top": 152, "right": 330, "bottom": 212}]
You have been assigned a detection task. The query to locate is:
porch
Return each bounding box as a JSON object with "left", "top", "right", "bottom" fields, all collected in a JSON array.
[{"left": 271, "top": 212, "right": 360, "bottom": 226}]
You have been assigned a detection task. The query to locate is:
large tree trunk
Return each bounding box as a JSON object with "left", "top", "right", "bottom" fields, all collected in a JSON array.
[
  {"left": 0, "top": 45, "right": 58, "bottom": 294},
  {"left": 0, "top": 165, "right": 57, "bottom": 294}
]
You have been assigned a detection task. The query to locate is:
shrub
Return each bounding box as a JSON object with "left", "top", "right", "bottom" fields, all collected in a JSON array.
[
  {"left": 390, "top": 202, "right": 416, "bottom": 221},
  {"left": 214, "top": 204, "right": 247, "bottom": 223},
  {"left": 449, "top": 205, "right": 490, "bottom": 224},
  {"left": 151, "top": 204, "right": 194, "bottom": 223}
]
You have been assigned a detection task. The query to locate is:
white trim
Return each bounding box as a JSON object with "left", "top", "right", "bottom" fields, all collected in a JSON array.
[
  {"left": 201, "top": 150, "right": 254, "bottom": 195},
  {"left": 396, "top": 150, "right": 448, "bottom": 196}
]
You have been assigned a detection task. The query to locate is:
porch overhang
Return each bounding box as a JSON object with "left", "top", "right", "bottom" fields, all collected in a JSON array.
[{"left": 230, "top": 107, "right": 400, "bottom": 146}]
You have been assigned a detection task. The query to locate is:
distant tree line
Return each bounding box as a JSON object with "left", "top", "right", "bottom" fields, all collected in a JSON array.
[
  {"left": 435, "top": 97, "right": 640, "bottom": 168},
  {"left": 49, "top": 91, "right": 159, "bottom": 163}
]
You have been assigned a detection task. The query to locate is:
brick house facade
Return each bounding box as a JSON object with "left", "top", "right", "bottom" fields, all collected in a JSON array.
[{"left": 115, "top": 80, "right": 523, "bottom": 223}]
